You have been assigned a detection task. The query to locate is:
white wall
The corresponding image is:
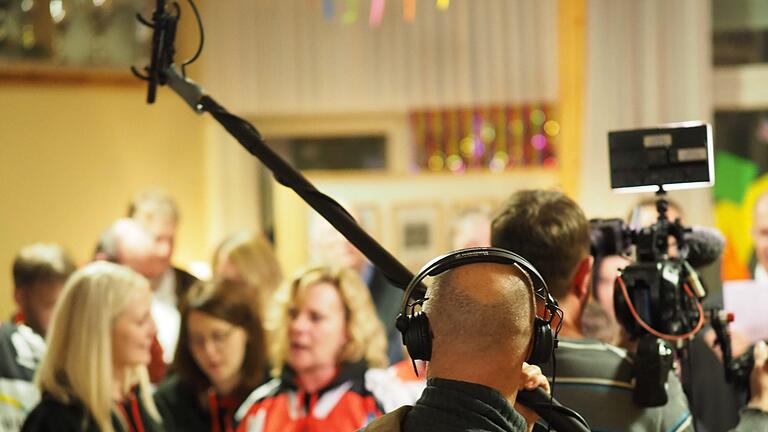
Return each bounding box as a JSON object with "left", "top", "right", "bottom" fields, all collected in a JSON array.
[{"left": 579, "top": 0, "right": 714, "bottom": 224}]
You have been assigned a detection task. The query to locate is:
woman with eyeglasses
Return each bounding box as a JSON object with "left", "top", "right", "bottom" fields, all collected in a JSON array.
[
  {"left": 236, "top": 265, "right": 393, "bottom": 432},
  {"left": 154, "top": 279, "right": 267, "bottom": 432}
]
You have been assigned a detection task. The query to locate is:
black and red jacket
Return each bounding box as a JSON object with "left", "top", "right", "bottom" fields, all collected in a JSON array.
[
  {"left": 155, "top": 374, "right": 245, "bottom": 432},
  {"left": 235, "top": 361, "right": 385, "bottom": 432},
  {"left": 21, "top": 386, "right": 161, "bottom": 432}
]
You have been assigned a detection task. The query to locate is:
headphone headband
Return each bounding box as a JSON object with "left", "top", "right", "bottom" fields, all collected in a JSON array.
[
  {"left": 400, "top": 247, "right": 556, "bottom": 321},
  {"left": 396, "top": 246, "right": 561, "bottom": 366}
]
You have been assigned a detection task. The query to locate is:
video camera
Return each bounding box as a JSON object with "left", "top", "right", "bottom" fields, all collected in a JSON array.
[
  {"left": 590, "top": 122, "right": 714, "bottom": 407},
  {"left": 590, "top": 204, "right": 705, "bottom": 341}
]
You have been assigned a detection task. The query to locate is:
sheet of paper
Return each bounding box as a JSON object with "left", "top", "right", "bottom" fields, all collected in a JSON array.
[{"left": 723, "top": 279, "right": 768, "bottom": 343}]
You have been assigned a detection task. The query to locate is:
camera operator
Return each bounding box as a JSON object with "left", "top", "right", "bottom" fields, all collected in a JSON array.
[{"left": 491, "top": 189, "right": 694, "bottom": 431}]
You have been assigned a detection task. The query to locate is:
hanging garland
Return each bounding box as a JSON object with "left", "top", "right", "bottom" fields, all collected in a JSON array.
[
  {"left": 410, "top": 104, "right": 559, "bottom": 173},
  {"left": 319, "top": 0, "right": 451, "bottom": 25}
]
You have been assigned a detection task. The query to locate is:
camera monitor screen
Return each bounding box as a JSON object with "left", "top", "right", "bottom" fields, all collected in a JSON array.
[{"left": 608, "top": 121, "right": 714, "bottom": 193}]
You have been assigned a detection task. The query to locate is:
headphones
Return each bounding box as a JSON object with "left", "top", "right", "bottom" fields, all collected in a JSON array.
[{"left": 395, "top": 247, "right": 561, "bottom": 365}]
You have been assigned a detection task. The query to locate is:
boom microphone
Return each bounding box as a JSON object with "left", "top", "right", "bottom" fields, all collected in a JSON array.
[
  {"left": 145, "top": 0, "right": 167, "bottom": 103},
  {"left": 684, "top": 226, "right": 724, "bottom": 268},
  {"left": 132, "top": 0, "right": 179, "bottom": 103},
  {"left": 517, "top": 388, "right": 591, "bottom": 432}
]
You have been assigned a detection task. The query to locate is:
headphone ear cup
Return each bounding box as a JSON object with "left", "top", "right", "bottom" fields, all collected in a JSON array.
[
  {"left": 527, "top": 317, "right": 554, "bottom": 365},
  {"left": 402, "top": 311, "right": 433, "bottom": 362}
]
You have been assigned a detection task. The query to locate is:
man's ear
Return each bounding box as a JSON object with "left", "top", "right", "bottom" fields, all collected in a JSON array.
[{"left": 572, "top": 255, "right": 594, "bottom": 299}]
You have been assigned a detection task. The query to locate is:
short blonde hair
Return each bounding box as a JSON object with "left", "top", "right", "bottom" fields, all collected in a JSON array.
[
  {"left": 36, "top": 261, "right": 160, "bottom": 432},
  {"left": 269, "top": 265, "right": 388, "bottom": 375}
]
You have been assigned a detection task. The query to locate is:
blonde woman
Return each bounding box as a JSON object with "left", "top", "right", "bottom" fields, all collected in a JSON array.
[
  {"left": 235, "top": 265, "right": 392, "bottom": 432},
  {"left": 212, "top": 231, "right": 282, "bottom": 310},
  {"left": 21, "top": 261, "right": 162, "bottom": 432}
]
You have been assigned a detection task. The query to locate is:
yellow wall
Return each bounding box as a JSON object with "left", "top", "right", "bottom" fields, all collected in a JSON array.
[
  {"left": 0, "top": 83, "right": 208, "bottom": 318},
  {"left": 558, "top": 0, "right": 586, "bottom": 199}
]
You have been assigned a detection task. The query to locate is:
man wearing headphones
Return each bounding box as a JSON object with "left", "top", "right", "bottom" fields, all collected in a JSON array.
[
  {"left": 491, "top": 189, "right": 695, "bottom": 431},
  {"left": 363, "top": 255, "right": 551, "bottom": 432}
]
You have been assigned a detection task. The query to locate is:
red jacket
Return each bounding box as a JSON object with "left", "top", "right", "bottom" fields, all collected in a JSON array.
[{"left": 235, "top": 362, "right": 383, "bottom": 432}]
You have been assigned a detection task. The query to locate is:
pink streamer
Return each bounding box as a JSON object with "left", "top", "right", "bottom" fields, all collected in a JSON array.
[{"left": 369, "top": 0, "right": 385, "bottom": 26}]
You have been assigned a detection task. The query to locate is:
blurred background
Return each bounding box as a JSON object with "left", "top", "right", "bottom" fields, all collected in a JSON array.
[{"left": 1, "top": 0, "right": 765, "bottom": 317}]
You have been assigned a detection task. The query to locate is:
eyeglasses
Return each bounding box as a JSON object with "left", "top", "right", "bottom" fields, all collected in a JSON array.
[{"left": 188, "top": 326, "right": 237, "bottom": 351}]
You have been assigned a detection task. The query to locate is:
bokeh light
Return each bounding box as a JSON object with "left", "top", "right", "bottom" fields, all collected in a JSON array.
[
  {"left": 446, "top": 154, "right": 465, "bottom": 172},
  {"left": 544, "top": 120, "right": 560, "bottom": 137},
  {"left": 531, "top": 134, "right": 547, "bottom": 150},
  {"left": 530, "top": 109, "right": 546, "bottom": 126},
  {"left": 428, "top": 153, "right": 445, "bottom": 171}
]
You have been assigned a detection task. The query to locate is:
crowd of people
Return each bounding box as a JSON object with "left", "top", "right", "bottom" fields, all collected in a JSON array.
[{"left": 1, "top": 187, "right": 767, "bottom": 432}]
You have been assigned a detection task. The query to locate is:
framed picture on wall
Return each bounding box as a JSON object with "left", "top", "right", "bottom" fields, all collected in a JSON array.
[{"left": 392, "top": 202, "right": 446, "bottom": 272}]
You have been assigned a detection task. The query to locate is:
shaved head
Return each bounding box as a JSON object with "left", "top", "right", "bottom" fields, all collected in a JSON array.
[
  {"left": 96, "top": 218, "right": 166, "bottom": 281},
  {"left": 424, "top": 262, "right": 536, "bottom": 364}
]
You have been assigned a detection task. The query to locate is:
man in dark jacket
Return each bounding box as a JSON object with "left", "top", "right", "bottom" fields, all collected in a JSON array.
[
  {"left": 364, "top": 261, "right": 549, "bottom": 432},
  {"left": 127, "top": 188, "right": 197, "bottom": 305},
  {"left": 1, "top": 243, "right": 75, "bottom": 431}
]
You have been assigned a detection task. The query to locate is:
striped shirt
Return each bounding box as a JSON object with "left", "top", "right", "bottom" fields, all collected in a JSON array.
[{"left": 541, "top": 338, "right": 693, "bottom": 432}]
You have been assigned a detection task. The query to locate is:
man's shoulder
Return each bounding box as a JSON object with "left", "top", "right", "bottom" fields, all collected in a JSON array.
[
  {"left": 556, "top": 338, "right": 630, "bottom": 358},
  {"left": 546, "top": 338, "right": 633, "bottom": 382},
  {"left": 361, "top": 405, "right": 412, "bottom": 432},
  {"left": 546, "top": 339, "right": 693, "bottom": 432},
  {"left": 0, "top": 324, "right": 44, "bottom": 379}
]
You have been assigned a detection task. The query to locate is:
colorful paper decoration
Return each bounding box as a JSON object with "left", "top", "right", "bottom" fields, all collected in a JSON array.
[
  {"left": 409, "top": 104, "right": 559, "bottom": 172},
  {"left": 323, "top": 0, "right": 335, "bottom": 20},
  {"left": 403, "top": 0, "right": 415, "bottom": 21},
  {"left": 369, "top": 0, "right": 385, "bottom": 26},
  {"left": 316, "top": 0, "right": 446, "bottom": 25},
  {"left": 342, "top": 0, "right": 358, "bottom": 24}
]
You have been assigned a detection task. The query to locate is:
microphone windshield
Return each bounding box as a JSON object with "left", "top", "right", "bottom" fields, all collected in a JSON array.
[{"left": 684, "top": 226, "right": 725, "bottom": 268}]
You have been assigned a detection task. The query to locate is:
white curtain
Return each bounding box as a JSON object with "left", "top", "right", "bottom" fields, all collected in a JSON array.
[
  {"left": 579, "top": 0, "right": 714, "bottom": 224},
  {"left": 198, "top": 0, "right": 715, "bottom": 232},
  {"left": 200, "top": 0, "right": 558, "bottom": 114},
  {"left": 199, "top": 0, "right": 560, "bottom": 240}
]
